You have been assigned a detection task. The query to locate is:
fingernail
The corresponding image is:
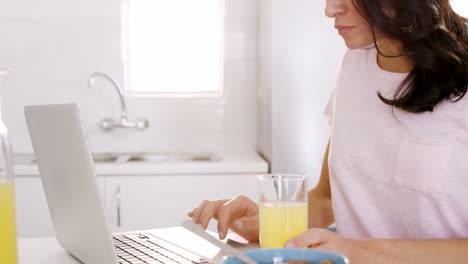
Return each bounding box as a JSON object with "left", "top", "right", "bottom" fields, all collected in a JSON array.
[
  {"left": 285, "top": 242, "right": 295, "bottom": 248},
  {"left": 234, "top": 221, "right": 245, "bottom": 230},
  {"left": 219, "top": 231, "right": 225, "bottom": 240}
]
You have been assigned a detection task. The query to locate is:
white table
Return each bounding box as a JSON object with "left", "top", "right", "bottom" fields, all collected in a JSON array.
[
  {"left": 18, "top": 237, "right": 81, "bottom": 264},
  {"left": 18, "top": 227, "right": 257, "bottom": 264}
]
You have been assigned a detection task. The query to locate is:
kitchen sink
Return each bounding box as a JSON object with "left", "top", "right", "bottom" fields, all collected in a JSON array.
[
  {"left": 91, "top": 152, "right": 221, "bottom": 163},
  {"left": 14, "top": 152, "right": 221, "bottom": 164}
]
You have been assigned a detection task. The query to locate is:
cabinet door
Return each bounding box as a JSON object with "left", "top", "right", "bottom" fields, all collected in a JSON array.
[
  {"left": 15, "top": 176, "right": 107, "bottom": 237},
  {"left": 101, "top": 174, "right": 258, "bottom": 233},
  {"left": 15, "top": 177, "right": 54, "bottom": 237}
]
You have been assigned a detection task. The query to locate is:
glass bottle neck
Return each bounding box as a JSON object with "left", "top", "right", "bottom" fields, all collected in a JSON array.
[{"left": 0, "top": 119, "right": 14, "bottom": 183}]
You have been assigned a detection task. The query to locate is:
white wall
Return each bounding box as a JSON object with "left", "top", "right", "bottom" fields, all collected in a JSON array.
[
  {"left": 258, "top": 0, "right": 346, "bottom": 187},
  {"left": 0, "top": 0, "right": 258, "bottom": 155},
  {"left": 257, "top": 0, "right": 272, "bottom": 163},
  {"left": 1, "top": 0, "right": 347, "bottom": 184}
]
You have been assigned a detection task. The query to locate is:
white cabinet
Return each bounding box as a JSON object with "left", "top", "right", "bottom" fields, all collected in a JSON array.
[
  {"left": 15, "top": 177, "right": 54, "bottom": 237},
  {"left": 15, "top": 173, "right": 259, "bottom": 237},
  {"left": 100, "top": 174, "right": 258, "bottom": 233},
  {"left": 14, "top": 176, "right": 106, "bottom": 237}
]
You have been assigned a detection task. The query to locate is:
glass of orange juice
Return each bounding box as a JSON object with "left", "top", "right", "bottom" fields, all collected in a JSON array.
[{"left": 258, "top": 174, "right": 308, "bottom": 249}]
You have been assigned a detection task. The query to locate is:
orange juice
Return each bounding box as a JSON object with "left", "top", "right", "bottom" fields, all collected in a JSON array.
[
  {"left": 259, "top": 201, "right": 308, "bottom": 248},
  {"left": 0, "top": 182, "right": 18, "bottom": 264}
]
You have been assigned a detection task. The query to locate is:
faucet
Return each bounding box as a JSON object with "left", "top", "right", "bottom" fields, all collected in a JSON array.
[{"left": 89, "top": 72, "right": 149, "bottom": 131}]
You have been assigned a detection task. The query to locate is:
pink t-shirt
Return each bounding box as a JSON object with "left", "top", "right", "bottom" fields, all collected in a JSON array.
[{"left": 326, "top": 47, "right": 468, "bottom": 240}]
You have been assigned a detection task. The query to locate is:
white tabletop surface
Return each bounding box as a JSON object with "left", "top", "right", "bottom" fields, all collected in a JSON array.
[
  {"left": 19, "top": 237, "right": 81, "bottom": 264},
  {"left": 18, "top": 227, "right": 257, "bottom": 264}
]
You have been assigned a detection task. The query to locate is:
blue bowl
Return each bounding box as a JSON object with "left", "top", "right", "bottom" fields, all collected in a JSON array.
[{"left": 223, "top": 248, "right": 348, "bottom": 264}]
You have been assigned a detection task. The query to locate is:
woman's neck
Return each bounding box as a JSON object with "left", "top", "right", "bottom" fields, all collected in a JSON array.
[{"left": 376, "top": 38, "right": 414, "bottom": 73}]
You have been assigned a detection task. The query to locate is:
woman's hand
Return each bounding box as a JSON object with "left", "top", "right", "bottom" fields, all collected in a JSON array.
[
  {"left": 286, "top": 228, "right": 363, "bottom": 261},
  {"left": 287, "top": 229, "right": 468, "bottom": 264},
  {"left": 188, "top": 195, "right": 259, "bottom": 242}
]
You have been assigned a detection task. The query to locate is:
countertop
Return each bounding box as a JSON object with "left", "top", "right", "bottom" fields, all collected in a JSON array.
[{"left": 14, "top": 152, "right": 269, "bottom": 176}]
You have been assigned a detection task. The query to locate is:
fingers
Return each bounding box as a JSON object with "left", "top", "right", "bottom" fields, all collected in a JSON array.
[
  {"left": 233, "top": 215, "right": 259, "bottom": 232},
  {"left": 188, "top": 196, "right": 259, "bottom": 241},
  {"left": 285, "top": 228, "right": 334, "bottom": 248},
  {"left": 216, "top": 196, "right": 258, "bottom": 240},
  {"left": 229, "top": 215, "right": 260, "bottom": 242},
  {"left": 190, "top": 200, "right": 210, "bottom": 223},
  {"left": 191, "top": 199, "right": 228, "bottom": 229}
]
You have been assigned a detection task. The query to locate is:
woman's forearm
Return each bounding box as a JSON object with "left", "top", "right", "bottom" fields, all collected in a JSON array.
[
  {"left": 354, "top": 238, "right": 468, "bottom": 264},
  {"left": 308, "top": 140, "right": 334, "bottom": 229},
  {"left": 308, "top": 188, "right": 334, "bottom": 228}
]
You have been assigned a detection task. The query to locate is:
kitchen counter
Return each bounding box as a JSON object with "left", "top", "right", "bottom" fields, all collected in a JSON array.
[{"left": 14, "top": 152, "right": 269, "bottom": 176}]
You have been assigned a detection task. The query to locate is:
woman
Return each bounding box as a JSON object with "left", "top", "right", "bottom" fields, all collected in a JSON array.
[{"left": 189, "top": 0, "right": 468, "bottom": 262}]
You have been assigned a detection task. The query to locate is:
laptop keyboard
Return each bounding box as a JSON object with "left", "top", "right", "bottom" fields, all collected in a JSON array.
[{"left": 114, "top": 233, "right": 212, "bottom": 264}]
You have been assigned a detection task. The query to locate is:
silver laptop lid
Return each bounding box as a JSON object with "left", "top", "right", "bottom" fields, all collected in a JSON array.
[{"left": 24, "top": 104, "right": 118, "bottom": 264}]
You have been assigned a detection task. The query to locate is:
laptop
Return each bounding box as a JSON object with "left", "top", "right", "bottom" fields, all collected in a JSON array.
[{"left": 24, "top": 104, "right": 222, "bottom": 264}]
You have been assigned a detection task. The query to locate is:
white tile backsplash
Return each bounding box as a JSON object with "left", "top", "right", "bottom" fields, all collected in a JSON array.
[
  {"left": 0, "top": 0, "right": 258, "bottom": 154},
  {"left": 0, "top": 0, "right": 119, "bottom": 19}
]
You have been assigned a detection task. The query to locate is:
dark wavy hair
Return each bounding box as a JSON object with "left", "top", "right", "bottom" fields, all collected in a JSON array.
[{"left": 352, "top": 0, "right": 468, "bottom": 113}]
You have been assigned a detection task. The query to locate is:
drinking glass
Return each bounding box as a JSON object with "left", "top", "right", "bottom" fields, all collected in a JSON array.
[{"left": 258, "top": 174, "right": 308, "bottom": 248}]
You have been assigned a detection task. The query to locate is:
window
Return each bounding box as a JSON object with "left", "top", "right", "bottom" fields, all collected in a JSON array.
[{"left": 123, "top": 0, "right": 224, "bottom": 95}]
